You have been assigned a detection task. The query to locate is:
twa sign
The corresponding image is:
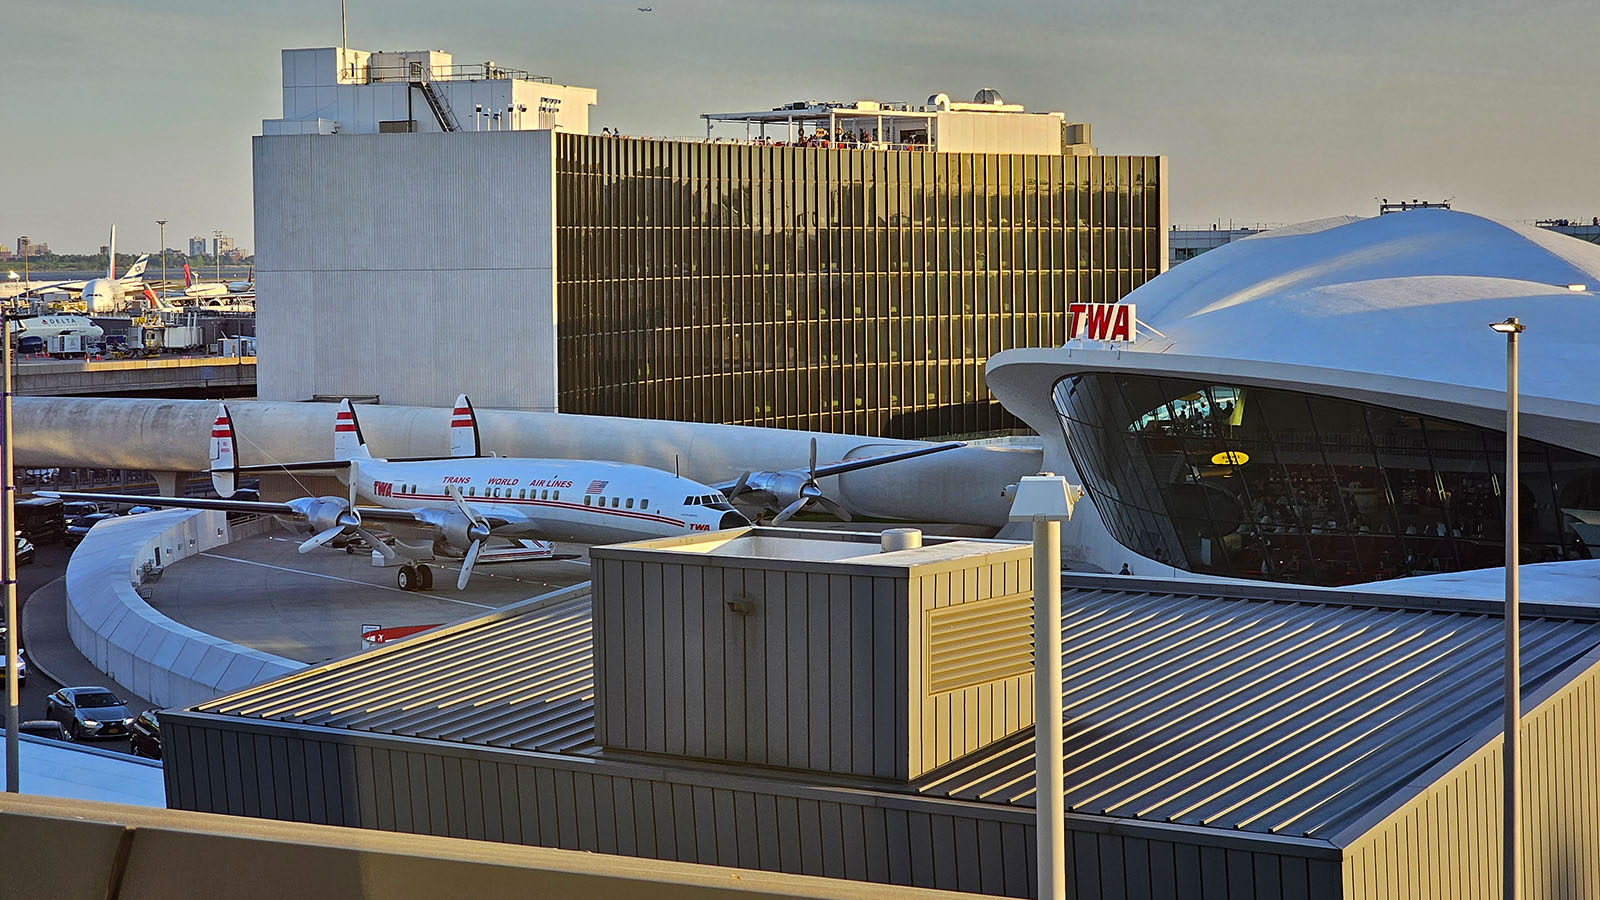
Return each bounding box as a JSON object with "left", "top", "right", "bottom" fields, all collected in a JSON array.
[{"left": 1067, "top": 303, "right": 1137, "bottom": 342}]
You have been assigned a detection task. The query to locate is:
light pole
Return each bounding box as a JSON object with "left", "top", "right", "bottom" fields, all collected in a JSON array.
[
  {"left": 1008, "top": 474, "right": 1081, "bottom": 900},
  {"left": 156, "top": 220, "right": 168, "bottom": 296},
  {"left": 3, "top": 316, "right": 16, "bottom": 793},
  {"left": 1490, "top": 315, "right": 1524, "bottom": 900},
  {"left": 213, "top": 230, "right": 223, "bottom": 284}
]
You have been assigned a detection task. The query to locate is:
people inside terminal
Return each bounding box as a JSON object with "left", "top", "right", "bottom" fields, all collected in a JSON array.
[{"left": 1054, "top": 374, "right": 1599, "bottom": 585}]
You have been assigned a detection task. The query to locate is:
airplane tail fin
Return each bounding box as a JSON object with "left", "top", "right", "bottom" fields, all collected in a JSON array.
[
  {"left": 183, "top": 263, "right": 193, "bottom": 287},
  {"left": 124, "top": 254, "right": 148, "bottom": 280},
  {"left": 333, "top": 398, "right": 373, "bottom": 461},
  {"left": 209, "top": 404, "right": 239, "bottom": 497},
  {"left": 107, "top": 225, "right": 116, "bottom": 279},
  {"left": 449, "top": 393, "right": 482, "bottom": 457}
]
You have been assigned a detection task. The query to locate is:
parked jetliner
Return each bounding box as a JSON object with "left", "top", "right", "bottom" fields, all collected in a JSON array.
[
  {"left": 46, "top": 396, "right": 960, "bottom": 592},
  {"left": 18, "top": 227, "right": 148, "bottom": 311},
  {"left": 10, "top": 314, "right": 104, "bottom": 344}
]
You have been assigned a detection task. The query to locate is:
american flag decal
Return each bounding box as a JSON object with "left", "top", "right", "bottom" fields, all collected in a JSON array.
[{"left": 586, "top": 480, "right": 608, "bottom": 494}]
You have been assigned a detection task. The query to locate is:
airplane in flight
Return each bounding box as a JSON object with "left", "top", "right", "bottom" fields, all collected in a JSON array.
[{"left": 45, "top": 396, "right": 960, "bottom": 592}]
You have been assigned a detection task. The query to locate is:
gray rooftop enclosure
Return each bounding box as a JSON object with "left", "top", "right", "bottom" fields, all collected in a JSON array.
[{"left": 591, "top": 529, "right": 1035, "bottom": 780}]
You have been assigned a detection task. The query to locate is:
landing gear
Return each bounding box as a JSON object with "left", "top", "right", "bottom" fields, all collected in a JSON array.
[{"left": 397, "top": 563, "right": 434, "bottom": 592}]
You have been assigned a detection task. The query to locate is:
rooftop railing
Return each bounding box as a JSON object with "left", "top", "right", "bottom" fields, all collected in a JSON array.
[{"left": 347, "top": 62, "right": 554, "bottom": 84}]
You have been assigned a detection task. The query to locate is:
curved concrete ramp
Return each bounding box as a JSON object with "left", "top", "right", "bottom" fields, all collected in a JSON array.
[{"left": 64, "top": 509, "right": 304, "bottom": 709}]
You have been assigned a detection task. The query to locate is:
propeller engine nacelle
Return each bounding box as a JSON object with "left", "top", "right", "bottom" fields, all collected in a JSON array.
[
  {"left": 724, "top": 438, "right": 853, "bottom": 524},
  {"left": 294, "top": 497, "right": 356, "bottom": 535},
  {"left": 415, "top": 508, "right": 491, "bottom": 550}
]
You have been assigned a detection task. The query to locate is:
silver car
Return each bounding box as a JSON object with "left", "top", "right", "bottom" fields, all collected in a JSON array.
[{"left": 45, "top": 686, "right": 134, "bottom": 741}]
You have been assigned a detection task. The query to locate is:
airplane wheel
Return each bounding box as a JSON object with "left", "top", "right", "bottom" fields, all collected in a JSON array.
[
  {"left": 397, "top": 565, "right": 417, "bottom": 592},
  {"left": 417, "top": 564, "right": 433, "bottom": 591}
]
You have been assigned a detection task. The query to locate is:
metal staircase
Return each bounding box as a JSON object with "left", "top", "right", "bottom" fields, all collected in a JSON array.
[{"left": 412, "top": 78, "right": 461, "bottom": 132}]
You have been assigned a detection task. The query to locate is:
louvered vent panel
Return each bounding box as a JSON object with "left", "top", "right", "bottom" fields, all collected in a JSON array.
[{"left": 926, "top": 591, "right": 1033, "bottom": 695}]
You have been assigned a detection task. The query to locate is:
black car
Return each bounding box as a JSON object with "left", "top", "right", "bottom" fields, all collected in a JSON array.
[
  {"left": 129, "top": 708, "right": 162, "bottom": 759},
  {"left": 61, "top": 500, "right": 100, "bottom": 521},
  {"left": 16, "top": 533, "right": 34, "bottom": 566},
  {"left": 18, "top": 720, "right": 67, "bottom": 741},
  {"left": 64, "top": 512, "right": 119, "bottom": 547},
  {"left": 45, "top": 686, "right": 134, "bottom": 741}
]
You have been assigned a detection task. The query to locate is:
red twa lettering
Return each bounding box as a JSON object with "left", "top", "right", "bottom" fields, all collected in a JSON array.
[{"left": 374, "top": 480, "right": 393, "bottom": 498}]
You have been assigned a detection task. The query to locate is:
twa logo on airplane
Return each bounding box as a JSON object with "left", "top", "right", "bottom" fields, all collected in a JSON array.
[{"left": 1067, "top": 302, "right": 1138, "bottom": 343}]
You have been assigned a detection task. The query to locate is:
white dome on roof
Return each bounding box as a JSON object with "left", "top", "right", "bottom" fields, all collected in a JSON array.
[{"left": 1131, "top": 208, "right": 1600, "bottom": 406}]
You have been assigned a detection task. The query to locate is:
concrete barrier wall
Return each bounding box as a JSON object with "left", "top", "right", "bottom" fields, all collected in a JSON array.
[
  {"left": 0, "top": 792, "right": 985, "bottom": 900},
  {"left": 64, "top": 509, "right": 304, "bottom": 708}
]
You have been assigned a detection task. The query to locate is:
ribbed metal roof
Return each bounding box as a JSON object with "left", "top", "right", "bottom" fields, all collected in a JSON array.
[
  {"left": 916, "top": 588, "right": 1600, "bottom": 839},
  {"left": 198, "top": 593, "right": 595, "bottom": 753},
  {"left": 197, "top": 583, "right": 1600, "bottom": 842}
]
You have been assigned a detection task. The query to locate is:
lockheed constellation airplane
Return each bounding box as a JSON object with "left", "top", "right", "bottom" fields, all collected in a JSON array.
[{"left": 46, "top": 396, "right": 959, "bottom": 592}]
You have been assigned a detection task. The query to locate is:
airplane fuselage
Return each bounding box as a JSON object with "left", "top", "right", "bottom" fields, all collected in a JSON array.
[{"left": 348, "top": 456, "right": 746, "bottom": 545}]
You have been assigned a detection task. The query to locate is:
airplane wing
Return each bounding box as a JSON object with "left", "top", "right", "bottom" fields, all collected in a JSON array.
[{"left": 708, "top": 440, "right": 963, "bottom": 492}]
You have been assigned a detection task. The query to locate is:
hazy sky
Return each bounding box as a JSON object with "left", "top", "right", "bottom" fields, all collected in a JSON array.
[{"left": 3, "top": 0, "right": 1596, "bottom": 253}]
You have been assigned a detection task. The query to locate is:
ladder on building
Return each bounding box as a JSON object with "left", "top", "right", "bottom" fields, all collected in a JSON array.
[{"left": 411, "top": 78, "right": 461, "bottom": 132}]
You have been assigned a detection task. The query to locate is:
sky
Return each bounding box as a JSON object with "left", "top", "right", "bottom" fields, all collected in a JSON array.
[{"left": 2, "top": 0, "right": 1597, "bottom": 253}]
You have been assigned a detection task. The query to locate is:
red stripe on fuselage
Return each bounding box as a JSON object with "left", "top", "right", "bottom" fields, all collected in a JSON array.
[{"left": 387, "top": 491, "right": 687, "bottom": 528}]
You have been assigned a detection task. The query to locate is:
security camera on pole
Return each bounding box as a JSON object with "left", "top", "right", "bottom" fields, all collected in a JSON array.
[{"left": 1008, "top": 473, "right": 1082, "bottom": 900}]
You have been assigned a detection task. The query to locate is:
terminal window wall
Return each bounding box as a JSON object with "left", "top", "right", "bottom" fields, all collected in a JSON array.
[
  {"left": 1054, "top": 374, "right": 1600, "bottom": 586},
  {"left": 555, "top": 134, "right": 1164, "bottom": 438}
]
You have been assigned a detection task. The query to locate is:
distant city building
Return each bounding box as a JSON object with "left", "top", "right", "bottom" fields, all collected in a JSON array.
[
  {"left": 256, "top": 47, "right": 1167, "bottom": 438},
  {"left": 0, "top": 247, "right": 11, "bottom": 261},
  {"left": 213, "top": 234, "right": 235, "bottom": 257},
  {"left": 16, "top": 236, "right": 47, "bottom": 257},
  {"left": 1168, "top": 224, "right": 1266, "bottom": 266},
  {"left": 188, "top": 236, "right": 208, "bottom": 257},
  {"left": 221, "top": 247, "right": 248, "bottom": 263}
]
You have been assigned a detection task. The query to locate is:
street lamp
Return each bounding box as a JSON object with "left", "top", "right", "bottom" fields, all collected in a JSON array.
[
  {"left": 3, "top": 315, "right": 15, "bottom": 793},
  {"left": 156, "top": 219, "right": 168, "bottom": 296},
  {"left": 1490, "top": 315, "right": 1524, "bottom": 900},
  {"left": 1008, "top": 474, "right": 1082, "bottom": 900}
]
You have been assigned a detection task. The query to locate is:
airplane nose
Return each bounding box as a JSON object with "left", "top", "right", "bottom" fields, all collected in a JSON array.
[{"left": 720, "top": 511, "right": 750, "bottom": 530}]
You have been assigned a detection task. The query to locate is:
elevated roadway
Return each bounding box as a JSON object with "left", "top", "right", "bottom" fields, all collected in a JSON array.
[{"left": 14, "top": 355, "right": 255, "bottom": 398}]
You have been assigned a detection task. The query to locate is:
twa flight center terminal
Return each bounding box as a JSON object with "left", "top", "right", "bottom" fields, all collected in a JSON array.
[{"left": 990, "top": 207, "right": 1600, "bottom": 592}]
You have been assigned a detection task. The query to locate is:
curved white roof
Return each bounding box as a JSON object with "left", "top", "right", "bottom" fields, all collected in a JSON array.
[{"left": 1129, "top": 209, "right": 1600, "bottom": 408}]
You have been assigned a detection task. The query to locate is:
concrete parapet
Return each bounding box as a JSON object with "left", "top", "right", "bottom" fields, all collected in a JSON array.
[{"left": 64, "top": 509, "right": 304, "bottom": 709}]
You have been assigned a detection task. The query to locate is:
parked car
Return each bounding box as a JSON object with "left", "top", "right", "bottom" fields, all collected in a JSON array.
[
  {"left": 0, "top": 646, "right": 24, "bottom": 687},
  {"left": 45, "top": 687, "right": 134, "bottom": 741},
  {"left": 64, "top": 512, "right": 119, "bottom": 546},
  {"left": 129, "top": 709, "right": 162, "bottom": 759},
  {"left": 15, "top": 533, "right": 34, "bottom": 566},
  {"left": 14, "top": 496, "right": 65, "bottom": 544},
  {"left": 17, "top": 720, "right": 67, "bottom": 741},
  {"left": 61, "top": 500, "right": 100, "bottom": 521}
]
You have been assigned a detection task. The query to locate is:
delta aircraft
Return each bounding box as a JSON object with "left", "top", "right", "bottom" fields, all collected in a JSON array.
[{"left": 46, "top": 396, "right": 959, "bottom": 592}]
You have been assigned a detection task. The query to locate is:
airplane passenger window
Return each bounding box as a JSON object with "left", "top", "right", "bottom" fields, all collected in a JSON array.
[
  {"left": 626, "top": 498, "right": 634, "bottom": 509},
  {"left": 518, "top": 489, "right": 526, "bottom": 499},
  {"left": 541, "top": 490, "right": 549, "bottom": 500},
  {"left": 583, "top": 495, "right": 591, "bottom": 506},
  {"left": 641, "top": 499, "right": 649, "bottom": 510},
  {"left": 612, "top": 497, "right": 620, "bottom": 508}
]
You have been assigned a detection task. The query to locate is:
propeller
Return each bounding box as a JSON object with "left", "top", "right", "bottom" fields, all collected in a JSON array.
[
  {"left": 290, "top": 497, "right": 368, "bottom": 553},
  {"left": 446, "top": 485, "right": 493, "bottom": 589},
  {"left": 766, "top": 438, "right": 853, "bottom": 525}
]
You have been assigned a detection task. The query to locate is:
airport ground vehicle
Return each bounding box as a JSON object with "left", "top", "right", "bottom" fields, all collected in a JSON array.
[
  {"left": 15, "top": 335, "right": 44, "bottom": 355},
  {"left": 14, "top": 496, "right": 65, "bottom": 544},
  {"left": 129, "top": 709, "right": 162, "bottom": 759},
  {"left": 64, "top": 512, "right": 119, "bottom": 546},
  {"left": 61, "top": 500, "right": 100, "bottom": 520},
  {"left": 45, "top": 687, "right": 134, "bottom": 741},
  {"left": 16, "top": 534, "right": 34, "bottom": 566}
]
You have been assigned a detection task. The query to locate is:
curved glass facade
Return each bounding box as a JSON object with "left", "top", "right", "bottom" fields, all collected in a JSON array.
[
  {"left": 556, "top": 134, "right": 1165, "bottom": 438},
  {"left": 1054, "top": 374, "right": 1600, "bottom": 586}
]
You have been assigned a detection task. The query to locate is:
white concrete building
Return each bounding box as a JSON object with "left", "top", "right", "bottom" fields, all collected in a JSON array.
[
  {"left": 989, "top": 208, "right": 1600, "bottom": 587},
  {"left": 263, "top": 47, "right": 597, "bottom": 136}
]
